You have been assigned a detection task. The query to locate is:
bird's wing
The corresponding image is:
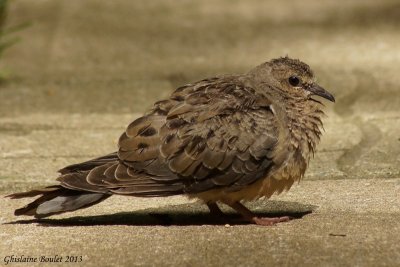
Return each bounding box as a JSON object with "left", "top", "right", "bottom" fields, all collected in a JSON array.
[
  {"left": 58, "top": 152, "right": 119, "bottom": 175},
  {"left": 58, "top": 77, "right": 280, "bottom": 196}
]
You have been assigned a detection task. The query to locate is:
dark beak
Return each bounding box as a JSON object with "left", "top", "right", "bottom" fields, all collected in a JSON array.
[{"left": 307, "top": 83, "right": 335, "bottom": 102}]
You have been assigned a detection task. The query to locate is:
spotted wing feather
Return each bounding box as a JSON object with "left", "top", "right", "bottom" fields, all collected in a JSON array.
[{"left": 57, "top": 77, "right": 280, "bottom": 196}]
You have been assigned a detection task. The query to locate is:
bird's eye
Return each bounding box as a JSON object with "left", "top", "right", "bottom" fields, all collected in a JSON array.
[{"left": 288, "top": 76, "right": 300, "bottom": 87}]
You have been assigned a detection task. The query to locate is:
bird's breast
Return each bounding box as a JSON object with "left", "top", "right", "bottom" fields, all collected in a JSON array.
[{"left": 192, "top": 149, "right": 307, "bottom": 203}]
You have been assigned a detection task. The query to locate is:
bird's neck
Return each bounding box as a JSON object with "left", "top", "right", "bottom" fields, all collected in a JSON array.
[
  {"left": 285, "top": 97, "right": 324, "bottom": 158},
  {"left": 271, "top": 95, "right": 324, "bottom": 161}
]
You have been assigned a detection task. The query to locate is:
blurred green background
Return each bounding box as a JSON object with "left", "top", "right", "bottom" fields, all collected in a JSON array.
[{"left": 1, "top": 0, "right": 399, "bottom": 115}]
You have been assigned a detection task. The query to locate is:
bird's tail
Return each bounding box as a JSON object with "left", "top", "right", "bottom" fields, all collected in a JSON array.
[{"left": 6, "top": 185, "right": 110, "bottom": 218}]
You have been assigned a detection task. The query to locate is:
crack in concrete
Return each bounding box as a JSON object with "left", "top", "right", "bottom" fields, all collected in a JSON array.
[
  {"left": 0, "top": 122, "right": 123, "bottom": 136},
  {"left": 336, "top": 118, "right": 382, "bottom": 177},
  {"left": 0, "top": 154, "right": 101, "bottom": 160}
]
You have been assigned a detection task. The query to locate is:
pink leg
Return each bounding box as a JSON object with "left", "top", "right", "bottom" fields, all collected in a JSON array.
[{"left": 226, "top": 201, "right": 291, "bottom": 226}]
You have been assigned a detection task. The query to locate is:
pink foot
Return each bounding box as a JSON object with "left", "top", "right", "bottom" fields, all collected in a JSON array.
[{"left": 252, "top": 216, "right": 291, "bottom": 226}]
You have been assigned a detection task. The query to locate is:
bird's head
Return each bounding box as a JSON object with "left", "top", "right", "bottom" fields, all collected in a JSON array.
[{"left": 249, "top": 56, "right": 335, "bottom": 103}]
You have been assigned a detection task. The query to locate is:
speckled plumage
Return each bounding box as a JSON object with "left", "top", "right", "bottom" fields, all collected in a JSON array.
[{"left": 7, "top": 57, "right": 335, "bottom": 225}]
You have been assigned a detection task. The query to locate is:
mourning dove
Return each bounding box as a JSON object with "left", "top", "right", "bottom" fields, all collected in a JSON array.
[{"left": 7, "top": 57, "right": 335, "bottom": 226}]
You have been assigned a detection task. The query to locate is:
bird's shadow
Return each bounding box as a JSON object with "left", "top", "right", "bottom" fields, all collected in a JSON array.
[{"left": 5, "top": 200, "right": 317, "bottom": 227}]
